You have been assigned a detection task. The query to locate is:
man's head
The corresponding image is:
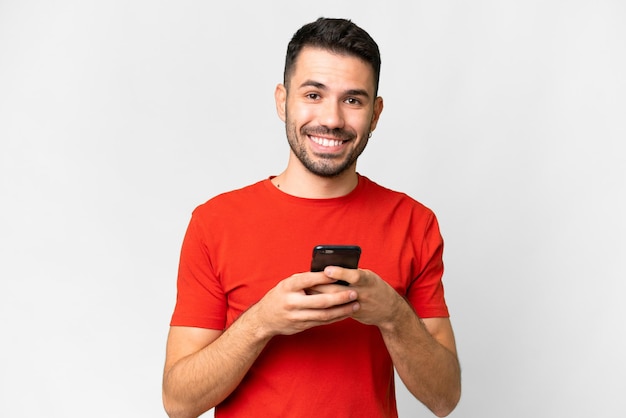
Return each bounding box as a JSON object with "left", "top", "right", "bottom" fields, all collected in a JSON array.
[
  {"left": 275, "top": 18, "right": 383, "bottom": 180},
  {"left": 283, "top": 18, "right": 381, "bottom": 96}
]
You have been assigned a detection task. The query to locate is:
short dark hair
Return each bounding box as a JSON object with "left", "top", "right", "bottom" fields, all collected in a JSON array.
[{"left": 283, "top": 18, "right": 381, "bottom": 96}]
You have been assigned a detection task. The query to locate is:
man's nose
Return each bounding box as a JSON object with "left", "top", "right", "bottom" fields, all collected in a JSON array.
[{"left": 318, "top": 100, "right": 345, "bottom": 130}]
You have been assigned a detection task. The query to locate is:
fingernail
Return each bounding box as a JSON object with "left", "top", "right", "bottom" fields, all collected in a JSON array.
[{"left": 352, "top": 302, "right": 360, "bottom": 312}]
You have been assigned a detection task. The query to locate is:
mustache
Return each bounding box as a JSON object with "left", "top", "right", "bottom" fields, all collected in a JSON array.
[{"left": 301, "top": 126, "right": 356, "bottom": 141}]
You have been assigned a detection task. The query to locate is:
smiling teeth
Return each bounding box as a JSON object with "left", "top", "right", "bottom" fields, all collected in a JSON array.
[{"left": 311, "top": 136, "right": 343, "bottom": 147}]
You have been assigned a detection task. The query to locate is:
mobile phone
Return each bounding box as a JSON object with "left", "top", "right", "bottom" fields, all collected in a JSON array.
[{"left": 310, "top": 245, "right": 361, "bottom": 285}]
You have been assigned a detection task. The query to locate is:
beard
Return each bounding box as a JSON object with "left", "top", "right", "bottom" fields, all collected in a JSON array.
[{"left": 284, "top": 120, "right": 369, "bottom": 178}]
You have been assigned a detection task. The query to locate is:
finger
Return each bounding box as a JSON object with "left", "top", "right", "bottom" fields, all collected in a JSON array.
[
  {"left": 306, "top": 284, "right": 348, "bottom": 295},
  {"left": 286, "top": 271, "right": 339, "bottom": 291},
  {"left": 296, "top": 289, "right": 358, "bottom": 309},
  {"left": 323, "top": 266, "right": 361, "bottom": 285},
  {"left": 293, "top": 301, "right": 361, "bottom": 325}
]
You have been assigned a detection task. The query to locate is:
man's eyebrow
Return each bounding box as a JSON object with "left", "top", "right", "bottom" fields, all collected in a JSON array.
[
  {"left": 299, "top": 80, "right": 327, "bottom": 90},
  {"left": 298, "top": 80, "right": 371, "bottom": 98},
  {"left": 345, "top": 88, "right": 370, "bottom": 99}
]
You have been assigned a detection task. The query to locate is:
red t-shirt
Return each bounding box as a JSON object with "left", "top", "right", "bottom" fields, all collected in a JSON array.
[{"left": 171, "top": 175, "right": 449, "bottom": 417}]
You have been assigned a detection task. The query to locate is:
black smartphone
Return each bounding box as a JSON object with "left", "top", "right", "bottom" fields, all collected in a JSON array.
[{"left": 310, "top": 245, "right": 361, "bottom": 285}]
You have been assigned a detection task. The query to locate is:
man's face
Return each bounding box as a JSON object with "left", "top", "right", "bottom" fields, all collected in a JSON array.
[{"left": 275, "top": 47, "right": 383, "bottom": 178}]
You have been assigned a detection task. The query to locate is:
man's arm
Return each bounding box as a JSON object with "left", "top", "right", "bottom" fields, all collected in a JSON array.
[
  {"left": 162, "top": 320, "right": 268, "bottom": 418},
  {"left": 322, "top": 267, "right": 461, "bottom": 417},
  {"left": 162, "top": 271, "right": 360, "bottom": 418},
  {"left": 380, "top": 307, "right": 461, "bottom": 417}
]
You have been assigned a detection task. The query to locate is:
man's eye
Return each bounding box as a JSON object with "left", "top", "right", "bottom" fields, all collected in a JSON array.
[
  {"left": 345, "top": 97, "right": 361, "bottom": 105},
  {"left": 306, "top": 93, "right": 320, "bottom": 100}
]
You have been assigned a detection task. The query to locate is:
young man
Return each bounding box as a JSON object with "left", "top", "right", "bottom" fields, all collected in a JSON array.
[{"left": 163, "top": 18, "right": 461, "bottom": 418}]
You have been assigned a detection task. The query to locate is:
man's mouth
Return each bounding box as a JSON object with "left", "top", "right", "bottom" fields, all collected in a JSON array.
[{"left": 309, "top": 135, "right": 348, "bottom": 147}]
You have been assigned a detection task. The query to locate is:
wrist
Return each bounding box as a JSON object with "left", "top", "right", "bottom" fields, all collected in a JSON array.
[
  {"left": 378, "top": 294, "right": 413, "bottom": 334},
  {"left": 238, "top": 303, "right": 275, "bottom": 342}
]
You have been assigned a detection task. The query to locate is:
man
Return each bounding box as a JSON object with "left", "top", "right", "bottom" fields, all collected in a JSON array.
[{"left": 163, "top": 17, "right": 461, "bottom": 418}]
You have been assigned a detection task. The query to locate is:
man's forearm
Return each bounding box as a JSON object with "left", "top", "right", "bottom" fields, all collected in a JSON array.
[
  {"left": 163, "top": 310, "right": 272, "bottom": 418},
  {"left": 379, "top": 299, "right": 461, "bottom": 417}
]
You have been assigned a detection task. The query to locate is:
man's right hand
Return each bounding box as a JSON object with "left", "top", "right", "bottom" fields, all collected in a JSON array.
[
  {"left": 246, "top": 271, "right": 360, "bottom": 339},
  {"left": 163, "top": 270, "right": 360, "bottom": 417}
]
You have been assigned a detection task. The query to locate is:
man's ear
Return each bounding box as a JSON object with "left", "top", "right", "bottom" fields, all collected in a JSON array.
[
  {"left": 369, "top": 96, "right": 384, "bottom": 133},
  {"left": 275, "top": 84, "right": 287, "bottom": 122}
]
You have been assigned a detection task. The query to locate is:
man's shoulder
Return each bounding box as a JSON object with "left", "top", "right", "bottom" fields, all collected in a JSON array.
[
  {"left": 192, "top": 179, "right": 269, "bottom": 215},
  {"left": 359, "top": 175, "right": 432, "bottom": 214}
]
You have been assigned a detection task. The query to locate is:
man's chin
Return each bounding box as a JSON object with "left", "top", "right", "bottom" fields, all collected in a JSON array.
[{"left": 306, "top": 160, "right": 355, "bottom": 178}]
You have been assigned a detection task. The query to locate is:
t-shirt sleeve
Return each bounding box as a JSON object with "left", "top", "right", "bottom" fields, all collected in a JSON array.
[
  {"left": 170, "top": 210, "right": 227, "bottom": 329},
  {"left": 407, "top": 211, "right": 450, "bottom": 318}
]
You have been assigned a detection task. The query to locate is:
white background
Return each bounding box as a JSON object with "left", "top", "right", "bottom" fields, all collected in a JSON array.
[{"left": 1, "top": 1, "right": 625, "bottom": 417}]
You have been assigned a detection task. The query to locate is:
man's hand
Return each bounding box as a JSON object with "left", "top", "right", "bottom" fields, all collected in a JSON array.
[
  {"left": 314, "top": 266, "right": 402, "bottom": 329},
  {"left": 247, "top": 271, "right": 360, "bottom": 339}
]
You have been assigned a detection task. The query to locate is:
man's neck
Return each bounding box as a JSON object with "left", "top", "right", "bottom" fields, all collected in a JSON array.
[{"left": 271, "top": 162, "right": 359, "bottom": 199}]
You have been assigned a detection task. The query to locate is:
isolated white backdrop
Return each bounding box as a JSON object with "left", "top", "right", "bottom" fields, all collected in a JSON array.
[{"left": 1, "top": 1, "right": 625, "bottom": 417}]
